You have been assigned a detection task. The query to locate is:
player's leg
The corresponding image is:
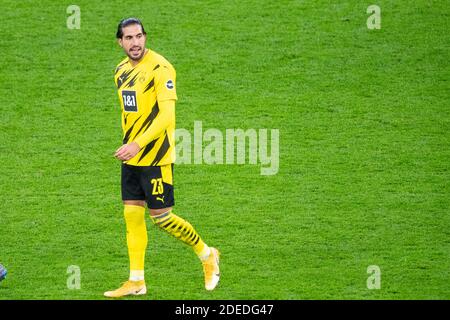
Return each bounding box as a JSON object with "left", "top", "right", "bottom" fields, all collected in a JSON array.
[
  {"left": 149, "top": 207, "right": 211, "bottom": 260},
  {"left": 104, "top": 164, "right": 148, "bottom": 298},
  {"left": 143, "top": 164, "right": 220, "bottom": 291},
  {"left": 150, "top": 207, "right": 220, "bottom": 291},
  {"left": 123, "top": 200, "right": 147, "bottom": 282}
]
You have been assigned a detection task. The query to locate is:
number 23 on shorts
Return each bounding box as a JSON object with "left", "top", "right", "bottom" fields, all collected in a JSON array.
[{"left": 151, "top": 178, "right": 164, "bottom": 195}]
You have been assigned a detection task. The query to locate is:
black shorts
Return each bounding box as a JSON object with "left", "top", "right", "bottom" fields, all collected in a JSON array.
[{"left": 121, "top": 163, "right": 174, "bottom": 209}]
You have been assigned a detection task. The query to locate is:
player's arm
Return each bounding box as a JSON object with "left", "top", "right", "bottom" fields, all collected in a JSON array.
[
  {"left": 134, "top": 99, "right": 174, "bottom": 148},
  {"left": 114, "top": 99, "right": 175, "bottom": 161}
]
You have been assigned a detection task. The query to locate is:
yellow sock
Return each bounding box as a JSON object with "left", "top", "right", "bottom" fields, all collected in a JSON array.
[
  {"left": 151, "top": 211, "right": 210, "bottom": 260},
  {"left": 124, "top": 205, "right": 148, "bottom": 280}
]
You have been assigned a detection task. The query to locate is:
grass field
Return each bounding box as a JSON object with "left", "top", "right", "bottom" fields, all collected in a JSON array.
[{"left": 0, "top": 0, "right": 449, "bottom": 300}]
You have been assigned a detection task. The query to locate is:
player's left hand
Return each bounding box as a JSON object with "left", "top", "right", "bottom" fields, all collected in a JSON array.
[{"left": 114, "top": 142, "right": 141, "bottom": 161}]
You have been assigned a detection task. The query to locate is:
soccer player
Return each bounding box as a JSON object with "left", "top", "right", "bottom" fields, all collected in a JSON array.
[{"left": 104, "top": 18, "right": 220, "bottom": 298}]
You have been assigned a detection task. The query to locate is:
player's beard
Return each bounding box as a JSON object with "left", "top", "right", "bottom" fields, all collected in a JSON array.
[{"left": 128, "top": 46, "right": 146, "bottom": 61}]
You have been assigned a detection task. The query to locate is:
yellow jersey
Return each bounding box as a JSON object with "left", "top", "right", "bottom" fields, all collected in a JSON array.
[{"left": 114, "top": 49, "right": 177, "bottom": 166}]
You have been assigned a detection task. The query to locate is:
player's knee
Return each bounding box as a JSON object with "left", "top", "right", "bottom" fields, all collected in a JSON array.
[
  {"left": 124, "top": 204, "right": 146, "bottom": 229},
  {"left": 149, "top": 207, "right": 172, "bottom": 219}
]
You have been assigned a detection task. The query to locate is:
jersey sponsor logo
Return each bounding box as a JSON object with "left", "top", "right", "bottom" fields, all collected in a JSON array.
[
  {"left": 166, "top": 79, "right": 174, "bottom": 89},
  {"left": 122, "top": 90, "right": 138, "bottom": 112}
]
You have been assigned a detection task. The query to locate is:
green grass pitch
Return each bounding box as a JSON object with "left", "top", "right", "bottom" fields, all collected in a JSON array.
[{"left": 0, "top": 0, "right": 448, "bottom": 299}]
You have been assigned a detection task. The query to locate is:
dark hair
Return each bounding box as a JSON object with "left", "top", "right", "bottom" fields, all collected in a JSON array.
[{"left": 116, "top": 17, "right": 146, "bottom": 39}]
